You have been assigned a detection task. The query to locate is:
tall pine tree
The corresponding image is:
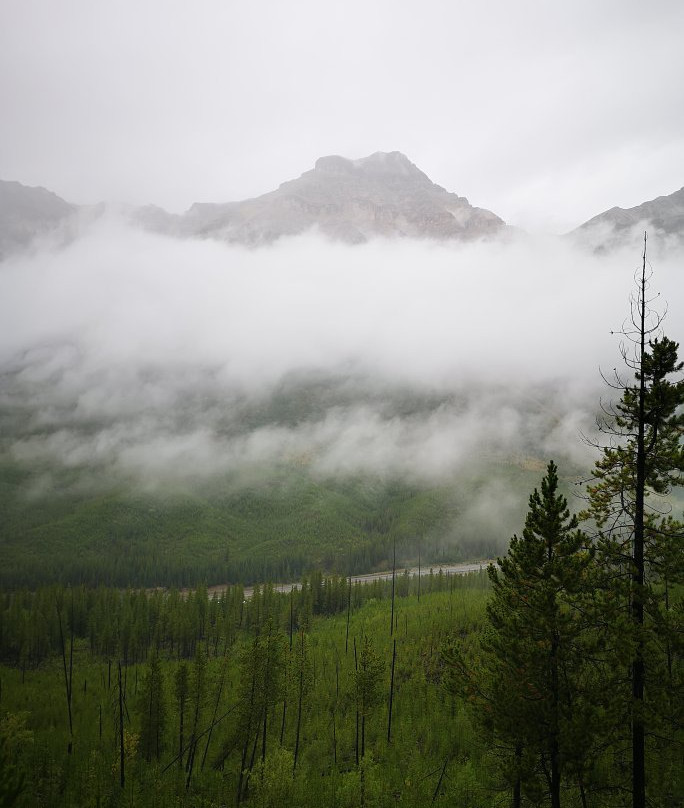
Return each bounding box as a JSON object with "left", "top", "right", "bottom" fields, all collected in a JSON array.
[
  {"left": 584, "top": 237, "right": 684, "bottom": 808},
  {"left": 137, "top": 651, "right": 167, "bottom": 762},
  {"left": 446, "top": 461, "right": 596, "bottom": 807}
]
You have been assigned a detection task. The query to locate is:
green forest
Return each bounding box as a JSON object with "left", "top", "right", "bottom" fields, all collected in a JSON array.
[
  {"left": 0, "top": 466, "right": 475, "bottom": 589},
  {"left": 0, "top": 545, "right": 681, "bottom": 808},
  {"left": 1, "top": 258, "right": 682, "bottom": 808},
  {"left": 3, "top": 570, "right": 493, "bottom": 807}
]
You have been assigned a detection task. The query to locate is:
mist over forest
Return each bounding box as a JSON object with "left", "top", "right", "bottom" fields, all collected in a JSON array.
[{"left": 1, "top": 216, "right": 683, "bottom": 584}]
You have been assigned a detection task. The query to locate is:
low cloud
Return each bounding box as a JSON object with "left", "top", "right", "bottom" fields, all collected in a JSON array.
[{"left": 2, "top": 216, "right": 683, "bottom": 491}]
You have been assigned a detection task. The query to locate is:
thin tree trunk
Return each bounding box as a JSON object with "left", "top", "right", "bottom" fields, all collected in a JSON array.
[
  {"left": 354, "top": 636, "right": 359, "bottom": 767},
  {"left": 632, "top": 233, "right": 647, "bottom": 808},
  {"left": 431, "top": 755, "right": 449, "bottom": 804},
  {"left": 360, "top": 757, "right": 366, "bottom": 808},
  {"left": 145, "top": 679, "right": 154, "bottom": 762},
  {"left": 345, "top": 572, "right": 352, "bottom": 654},
  {"left": 579, "top": 778, "right": 588, "bottom": 808},
  {"left": 390, "top": 538, "right": 396, "bottom": 637},
  {"left": 418, "top": 544, "right": 421, "bottom": 602},
  {"left": 387, "top": 638, "right": 396, "bottom": 743},
  {"left": 293, "top": 632, "right": 305, "bottom": 772},
  {"left": 185, "top": 739, "right": 197, "bottom": 791},
  {"left": 280, "top": 698, "right": 287, "bottom": 745},
  {"left": 236, "top": 658, "right": 258, "bottom": 804},
  {"left": 118, "top": 661, "right": 125, "bottom": 789},
  {"left": 262, "top": 629, "right": 273, "bottom": 765},
  {"left": 57, "top": 602, "right": 73, "bottom": 754},
  {"left": 246, "top": 726, "right": 260, "bottom": 789},
  {"left": 178, "top": 692, "right": 185, "bottom": 769},
  {"left": 550, "top": 636, "right": 561, "bottom": 808},
  {"left": 664, "top": 575, "right": 673, "bottom": 686},
  {"left": 201, "top": 656, "right": 227, "bottom": 770},
  {"left": 261, "top": 703, "right": 268, "bottom": 764},
  {"left": 289, "top": 590, "right": 294, "bottom": 650},
  {"left": 513, "top": 744, "right": 522, "bottom": 808},
  {"left": 68, "top": 593, "right": 74, "bottom": 735},
  {"left": 547, "top": 534, "right": 561, "bottom": 808}
]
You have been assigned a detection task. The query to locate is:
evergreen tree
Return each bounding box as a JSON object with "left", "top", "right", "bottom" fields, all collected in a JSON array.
[
  {"left": 446, "top": 461, "right": 595, "bottom": 807},
  {"left": 174, "top": 662, "right": 190, "bottom": 770},
  {"left": 355, "top": 635, "right": 384, "bottom": 761},
  {"left": 291, "top": 629, "right": 313, "bottom": 773},
  {"left": 584, "top": 239, "right": 684, "bottom": 808},
  {"left": 137, "top": 651, "right": 167, "bottom": 762},
  {"left": 217, "top": 621, "right": 286, "bottom": 802}
]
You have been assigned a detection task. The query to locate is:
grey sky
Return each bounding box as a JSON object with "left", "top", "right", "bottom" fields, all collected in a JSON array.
[{"left": 1, "top": 0, "right": 683, "bottom": 232}]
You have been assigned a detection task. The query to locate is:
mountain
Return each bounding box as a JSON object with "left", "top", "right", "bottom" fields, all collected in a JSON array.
[
  {"left": 0, "top": 180, "right": 77, "bottom": 260},
  {"left": 152, "top": 151, "right": 506, "bottom": 244},
  {"left": 1, "top": 154, "right": 506, "bottom": 254},
  {"left": 12, "top": 158, "right": 683, "bottom": 253},
  {"left": 571, "top": 185, "right": 684, "bottom": 250}
]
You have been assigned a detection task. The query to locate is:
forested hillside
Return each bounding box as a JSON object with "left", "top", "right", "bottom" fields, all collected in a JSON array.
[
  {"left": 0, "top": 369, "right": 551, "bottom": 589},
  {"left": 0, "top": 463, "right": 462, "bottom": 587}
]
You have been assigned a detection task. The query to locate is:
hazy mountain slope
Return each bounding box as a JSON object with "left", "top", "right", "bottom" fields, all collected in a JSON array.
[
  {"left": 0, "top": 361, "right": 581, "bottom": 588},
  {"left": 571, "top": 185, "right": 684, "bottom": 250},
  {"left": 0, "top": 180, "right": 77, "bottom": 259}
]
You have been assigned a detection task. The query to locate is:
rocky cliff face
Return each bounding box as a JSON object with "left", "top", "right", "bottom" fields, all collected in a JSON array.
[{"left": 158, "top": 151, "right": 506, "bottom": 245}]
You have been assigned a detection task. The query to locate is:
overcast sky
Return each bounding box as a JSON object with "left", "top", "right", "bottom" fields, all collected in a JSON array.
[{"left": 1, "top": 0, "right": 683, "bottom": 233}]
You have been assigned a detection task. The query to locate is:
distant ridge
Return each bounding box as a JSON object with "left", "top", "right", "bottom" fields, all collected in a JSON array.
[
  {"left": 0, "top": 179, "right": 76, "bottom": 259},
  {"left": 3, "top": 162, "right": 683, "bottom": 256},
  {"left": 571, "top": 185, "right": 684, "bottom": 250}
]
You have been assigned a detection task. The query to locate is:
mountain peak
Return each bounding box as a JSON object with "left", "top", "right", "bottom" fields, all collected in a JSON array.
[
  {"left": 176, "top": 151, "right": 505, "bottom": 245},
  {"left": 571, "top": 184, "right": 684, "bottom": 251},
  {"left": 314, "top": 151, "right": 428, "bottom": 181}
]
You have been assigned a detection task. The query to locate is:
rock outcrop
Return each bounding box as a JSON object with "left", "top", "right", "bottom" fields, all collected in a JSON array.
[{"left": 154, "top": 151, "right": 506, "bottom": 245}]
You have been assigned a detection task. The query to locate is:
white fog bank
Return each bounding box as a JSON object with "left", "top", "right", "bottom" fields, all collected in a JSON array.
[{"left": 2, "top": 219, "right": 682, "bottom": 485}]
